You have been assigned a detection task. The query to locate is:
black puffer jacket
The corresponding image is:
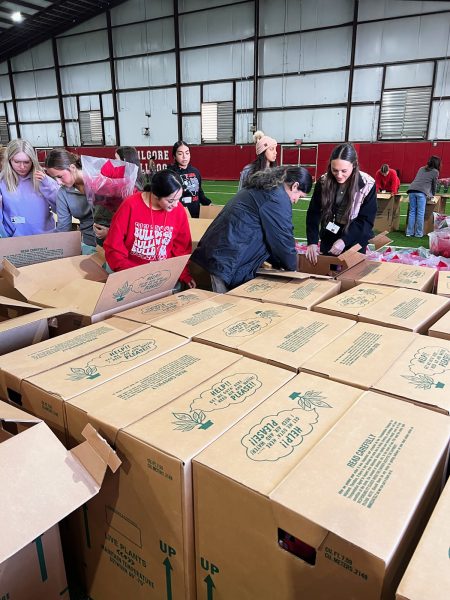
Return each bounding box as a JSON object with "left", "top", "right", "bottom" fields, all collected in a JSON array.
[{"left": 191, "top": 185, "right": 297, "bottom": 288}]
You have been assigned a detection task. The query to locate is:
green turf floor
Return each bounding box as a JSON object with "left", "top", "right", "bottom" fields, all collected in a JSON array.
[{"left": 202, "top": 181, "right": 450, "bottom": 249}]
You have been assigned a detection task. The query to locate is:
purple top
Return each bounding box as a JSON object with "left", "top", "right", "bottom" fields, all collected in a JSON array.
[{"left": 0, "top": 173, "right": 59, "bottom": 237}]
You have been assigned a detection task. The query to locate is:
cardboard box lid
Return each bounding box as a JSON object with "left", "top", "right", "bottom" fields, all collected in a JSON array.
[
  {"left": 262, "top": 278, "right": 341, "bottom": 309},
  {"left": 373, "top": 335, "right": 450, "bottom": 414},
  {"left": 0, "top": 413, "right": 120, "bottom": 563},
  {"left": 65, "top": 342, "right": 242, "bottom": 444},
  {"left": 151, "top": 295, "right": 257, "bottom": 338},
  {"left": 301, "top": 322, "right": 417, "bottom": 389},
  {"left": 0, "top": 231, "right": 82, "bottom": 267},
  {"left": 226, "top": 276, "right": 291, "bottom": 300},
  {"left": 1, "top": 254, "right": 190, "bottom": 319},
  {"left": 340, "top": 261, "right": 436, "bottom": 291},
  {"left": 256, "top": 267, "right": 331, "bottom": 281},
  {"left": 239, "top": 311, "right": 356, "bottom": 370},
  {"left": 270, "top": 391, "right": 450, "bottom": 560},
  {"left": 314, "top": 283, "right": 394, "bottom": 318},
  {"left": 193, "top": 373, "right": 364, "bottom": 495},
  {"left": 360, "top": 287, "right": 450, "bottom": 332},
  {"left": 188, "top": 218, "right": 213, "bottom": 244},
  {"left": 428, "top": 309, "right": 450, "bottom": 339},
  {"left": 124, "top": 357, "right": 294, "bottom": 462},
  {"left": 115, "top": 289, "right": 217, "bottom": 324},
  {"left": 436, "top": 270, "right": 450, "bottom": 297},
  {"left": 193, "top": 302, "right": 299, "bottom": 350},
  {"left": 396, "top": 478, "right": 450, "bottom": 600},
  {"left": 298, "top": 244, "right": 365, "bottom": 276}
]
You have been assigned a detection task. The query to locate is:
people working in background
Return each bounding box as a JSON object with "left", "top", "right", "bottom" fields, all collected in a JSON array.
[
  {"left": 238, "top": 130, "right": 277, "bottom": 190},
  {"left": 104, "top": 169, "right": 196, "bottom": 288},
  {"left": 375, "top": 163, "right": 400, "bottom": 194},
  {"left": 406, "top": 155, "right": 441, "bottom": 238},
  {"left": 166, "top": 140, "right": 211, "bottom": 218},
  {"left": 45, "top": 149, "right": 96, "bottom": 253},
  {"left": 191, "top": 165, "right": 312, "bottom": 292},
  {"left": 115, "top": 146, "right": 147, "bottom": 191},
  {"left": 306, "top": 143, "right": 376, "bottom": 264},
  {"left": 0, "top": 139, "right": 59, "bottom": 237}
]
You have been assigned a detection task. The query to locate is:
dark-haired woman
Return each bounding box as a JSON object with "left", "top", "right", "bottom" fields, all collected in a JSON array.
[
  {"left": 166, "top": 141, "right": 211, "bottom": 218},
  {"left": 115, "top": 145, "right": 147, "bottom": 191},
  {"left": 45, "top": 149, "right": 96, "bottom": 252},
  {"left": 406, "top": 155, "right": 441, "bottom": 238},
  {"left": 191, "top": 165, "right": 312, "bottom": 291},
  {"left": 238, "top": 130, "right": 277, "bottom": 190},
  {"left": 306, "top": 143, "right": 376, "bottom": 264},
  {"left": 104, "top": 170, "right": 195, "bottom": 288}
]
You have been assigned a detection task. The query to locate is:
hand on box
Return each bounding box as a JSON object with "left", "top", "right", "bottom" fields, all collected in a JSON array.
[
  {"left": 305, "top": 244, "right": 319, "bottom": 264},
  {"left": 329, "top": 239, "right": 346, "bottom": 256}
]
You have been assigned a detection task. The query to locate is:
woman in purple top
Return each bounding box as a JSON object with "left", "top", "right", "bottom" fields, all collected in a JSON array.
[{"left": 0, "top": 139, "right": 59, "bottom": 237}]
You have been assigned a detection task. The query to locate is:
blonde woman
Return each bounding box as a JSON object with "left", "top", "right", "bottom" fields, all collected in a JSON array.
[{"left": 0, "top": 139, "right": 59, "bottom": 236}]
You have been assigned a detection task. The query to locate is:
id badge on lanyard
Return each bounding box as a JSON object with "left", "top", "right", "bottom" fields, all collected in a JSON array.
[{"left": 325, "top": 221, "right": 340, "bottom": 234}]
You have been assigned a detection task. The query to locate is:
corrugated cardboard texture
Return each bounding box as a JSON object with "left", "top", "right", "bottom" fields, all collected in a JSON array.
[
  {"left": 0, "top": 231, "right": 82, "bottom": 268},
  {"left": 428, "top": 309, "right": 450, "bottom": 340},
  {"left": 436, "top": 270, "right": 450, "bottom": 297},
  {"left": 338, "top": 261, "right": 436, "bottom": 293},
  {"left": 262, "top": 278, "right": 341, "bottom": 309},
  {"left": 226, "top": 276, "right": 291, "bottom": 301}
]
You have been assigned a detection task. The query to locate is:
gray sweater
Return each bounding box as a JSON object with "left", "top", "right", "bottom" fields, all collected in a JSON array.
[
  {"left": 56, "top": 186, "right": 95, "bottom": 247},
  {"left": 407, "top": 167, "right": 439, "bottom": 198}
]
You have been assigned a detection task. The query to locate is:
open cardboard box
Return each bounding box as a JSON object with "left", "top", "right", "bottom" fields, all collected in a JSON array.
[
  {"left": 193, "top": 388, "right": 450, "bottom": 600},
  {"left": 0, "top": 253, "right": 189, "bottom": 325},
  {"left": 396, "top": 477, "right": 450, "bottom": 600},
  {"left": 199, "top": 205, "right": 223, "bottom": 219},
  {"left": 0, "top": 403, "right": 120, "bottom": 600},
  {"left": 375, "top": 193, "right": 401, "bottom": 232},
  {"left": 0, "top": 231, "right": 82, "bottom": 268},
  {"left": 298, "top": 244, "right": 365, "bottom": 276}
]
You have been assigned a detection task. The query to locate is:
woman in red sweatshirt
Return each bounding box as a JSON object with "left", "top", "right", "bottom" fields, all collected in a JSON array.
[
  {"left": 375, "top": 164, "right": 400, "bottom": 194},
  {"left": 104, "top": 169, "right": 195, "bottom": 288}
]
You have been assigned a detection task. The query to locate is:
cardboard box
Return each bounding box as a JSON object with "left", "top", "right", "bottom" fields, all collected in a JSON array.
[
  {"left": 374, "top": 193, "right": 401, "bottom": 233},
  {"left": 0, "top": 231, "right": 82, "bottom": 267},
  {"left": 337, "top": 261, "right": 436, "bottom": 293},
  {"left": 297, "top": 245, "right": 365, "bottom": 276},
  {"left": 239, "top": 312, "right": 356, "bottom": 372},
  {"left": 18, "top": 327, "right": 188, "bottom": 441},
  {"left": 396, "top": 478, "right": 450, "bottom": 600},
  {"left": 67, "top": 356, "right": 293, "bottom": 600},
  {"left": 436, "top": 270, "right": 450, "bottom": 297},
  {"left": 373, "top": 335, "right": 450, "bottom": 415},
  {"left": 301, "top": 322, "right": 417, "bottom": 389},
  {"left": 193, "top": 390, "right": 450, "bottom": 600},
  {"left": 199, "top": 205, "right": 223, "bottom": 219},
  {"left": 428, "top": 309, "right": 450, "bottom": 340},
  {"left": 226, "top": 276, "right": 291, "bottom": 301},
  {"left": 193, "top": 302, "right": 300, "bottom": 353},
  {"left": 151, "top": 295, "right": 258, "bottom": 339},
  {"left": 0, "top": 319, "right": 146, "bottom": 405},
  {"left": 262, "top": 278, "right": 341, "bottom": 309},
  {"left": 0, "top": 403, "right": 120, "bottom": 600},
  {"left": 315, "top": 284, "right": 450, "bottom": 333},
  {"left": 113, "top": 289, "right": 217, "bottom": 324},
  {"left": 188, "top": 218, "right": 213, "bottom": 248},
  {"left": 1, "top": 253, "right": 189, "bottom": 324}
]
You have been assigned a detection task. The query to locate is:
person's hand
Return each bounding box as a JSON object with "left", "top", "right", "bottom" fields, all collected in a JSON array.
[
  {"left": 34, "top": 170, "right": 46, "bottom": 182},
  {"left": 187, "top": 278, "right": 197, "bottom": 289},
  {"left": 329, "top": 239, "right": 345, "bottom": 256},
  {"left": 93, "top": 223, "right": 110, "bottom": 240},
  {"left": 305, "top": 244, "right": 319, "bottom": 265}
]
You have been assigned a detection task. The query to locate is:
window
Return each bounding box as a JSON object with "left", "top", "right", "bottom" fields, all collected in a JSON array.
[
  {"left": 201, "top": 101, "right": 233, "bottom": 143},
  {"left": 0, "top": 115, "right": 10, "bottom": 144},
  {"left": 79, "top": 110, "right": 103, "bottom": 145},
  {"left": 379, "top": 87, "right": 432, "bottom": 140}
]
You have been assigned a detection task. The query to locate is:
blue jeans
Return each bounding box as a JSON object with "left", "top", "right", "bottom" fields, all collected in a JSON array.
[{"left": 406, "top": 192, "right": 426, "bottom": 237}]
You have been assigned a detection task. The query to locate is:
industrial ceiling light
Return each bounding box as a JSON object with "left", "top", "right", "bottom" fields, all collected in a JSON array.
[{"left": 11, "top": 12, "right": 24, "bottom": 23}]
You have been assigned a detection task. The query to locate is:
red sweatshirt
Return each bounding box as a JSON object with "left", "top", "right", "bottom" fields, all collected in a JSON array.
[
  {"left": 375, "top": 168, "right": 400, "bottom": 194},
  {"left": 104, "top": 192, "right": 193, "bottom": 283}
]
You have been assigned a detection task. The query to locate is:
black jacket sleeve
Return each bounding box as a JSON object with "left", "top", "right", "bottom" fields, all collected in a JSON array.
[
  {"left": 259, "top": 193, "right": 297, "bottom": 271},
  {"left": 193, "top": 167, "right": 211, "bottom": 206},
  {"left": 306, "top": 179, "right": 323, "bottom": 245},
  {"left": 340, "top": 181, "right": 377, "bottom": 248}
]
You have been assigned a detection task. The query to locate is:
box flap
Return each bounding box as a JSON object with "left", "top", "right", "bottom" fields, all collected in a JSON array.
[
  {"left": 0, "top": 295, "right": 42, "bottom": 311},
  {"left": 0, "top": 403, "right": 41, "bottom": 424},
  {"left": 1, "top": 259, "right": 43, "bottom": 298},
  {"left": 0, "top": 421, "right": 120, "bottom": 563},
  {"left": 188, "top": 218, "right": 212, "bottom": 244},
  {"left": 368, "top": 231, "right": 392, "bottom": 250},
  {"left": 0, "top": 231, "right": 81, "bottom": 267}
]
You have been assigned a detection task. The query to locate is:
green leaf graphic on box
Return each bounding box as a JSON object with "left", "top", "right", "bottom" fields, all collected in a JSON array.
[
  {"left": 172, "top": 410, "right": 212, "bottom": 431},
  {"left": 223, "top": 311, "right": 279, "bottom": 337},
  {"left": 68, "top": 365, "right": 99, "bottom": 381},
  {"left": 403, "top": 345, "right": 449, "bottom": 390},
  {"left": 289, "top": 390, "right": 330, "bottom": 410},
  {"left": 132, "top": 270, "right": 171, "bottom": 294},
  {"left": 113, "top": 281, "right": 133, "bottom": 302}
]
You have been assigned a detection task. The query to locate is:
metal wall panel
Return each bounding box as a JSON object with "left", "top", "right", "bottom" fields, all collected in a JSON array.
[
  {"left": 260, "top": 27, "right": 352, "bottom": 75},
  {"left": 63, "top": 97, "right": 77, "bottom": 120},
  {"left": 236, "top": 80, "right": 253, "bottom": 110},
  {"left": 79, "top": 96, "right": 100, "bottom": 111},
  {"left": 65, "top": 121, "right": 81, "bottom": 146},
  {"left": 19, "top": 123, "right": 62, "bottom": 147},
  {"left": 182, "top": 85, "right": 201, "bottom": 113},
  {"left": 359, "top": 0, "right": 450, "bottom": 21},
  {"left": 102, "top": 94, "right": 114, "bottom": 118},
  {"left": 203, "top": 82, "right": 233, "bottom": 102},
  {"left": 260, "top": 0, "right": 353, "bottom": 35},
  {"left": 11, "top": 41, "right": 53, "bottom": 71},
  {"left": 6, "top": 102, "right": 15, "bottom": 123},
  {"left": 435, "top": 60, "right": 450, "bottom": 97},
  {"left": 180, "top": 0, "right": 245, "bottom": 10},
  {"left": 429, "top": 100, "right": 450, "bottom": 139},
  {"left": 235, "top": 112, "right": 253, "bottom": 144},
  {"left": 351, "top": 67, "right": 383, "bottom": 102},
  {"left": 259, "top": 71, "right": 349, "bottom": 108},
  {"left": 0, "top": 63, "right": 7, "bottom": 75},
  {"left": 180, "top": 42, "right": 253, "bottom": 83},
  {"left": 57, "top": 31, "right": 109, "bottom": 65},
  {"left": 113, "top": 19, "right": 174, "bottom": 57},
  {"left": 103, "top": 119, "right": 117, "bottom": 146},
  {"left": 60, "top": 63, "right": 111, "bottom": 94},
  {"left": 182, "top": 115, "right": 201, "bottom": 144},
  {"left": 110, "top": 0, "right": 172, "bottom": 26},
  {"left": 180, "top": 3, "right": 254, "bottom": 47},
  {"left": 58, "top": 14, "right": 106, "bottom": 36},
  {"left": 116, "top": 54, "right": 176, "bottom": 89},
  {"left": 385, "top": 62, "right": 434, "bottom": 88},
  {"left": 356, "top": 14, "right": 450, "bottom": 65},
  {"left": 260, "top": 107, "right": 347, "bottom": 142},
  {"left": 348, "top": 105, "right": 379, "bottom": 141},
  {"left": 0, "top": 75, "right": 11, "bottom": 101},
  {"left": 13, "top": 70, "right": 57, "bottom": 99},
  {"left": 17, "top": 98, "right": 60, "bottom": 122}
]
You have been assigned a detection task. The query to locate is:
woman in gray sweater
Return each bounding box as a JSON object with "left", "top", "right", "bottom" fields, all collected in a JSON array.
[{"left": 406, "top": 155, "right": 441, "bottom": 238}]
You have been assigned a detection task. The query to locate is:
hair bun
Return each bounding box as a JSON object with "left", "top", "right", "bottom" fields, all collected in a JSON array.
[{"left": 253, "top": 130, "right": 265, "bottom": 144}]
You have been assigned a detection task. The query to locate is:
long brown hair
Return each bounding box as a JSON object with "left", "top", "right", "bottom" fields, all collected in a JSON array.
[{"left": 321, "top": 143, "right": 360, "bottom": 230}]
